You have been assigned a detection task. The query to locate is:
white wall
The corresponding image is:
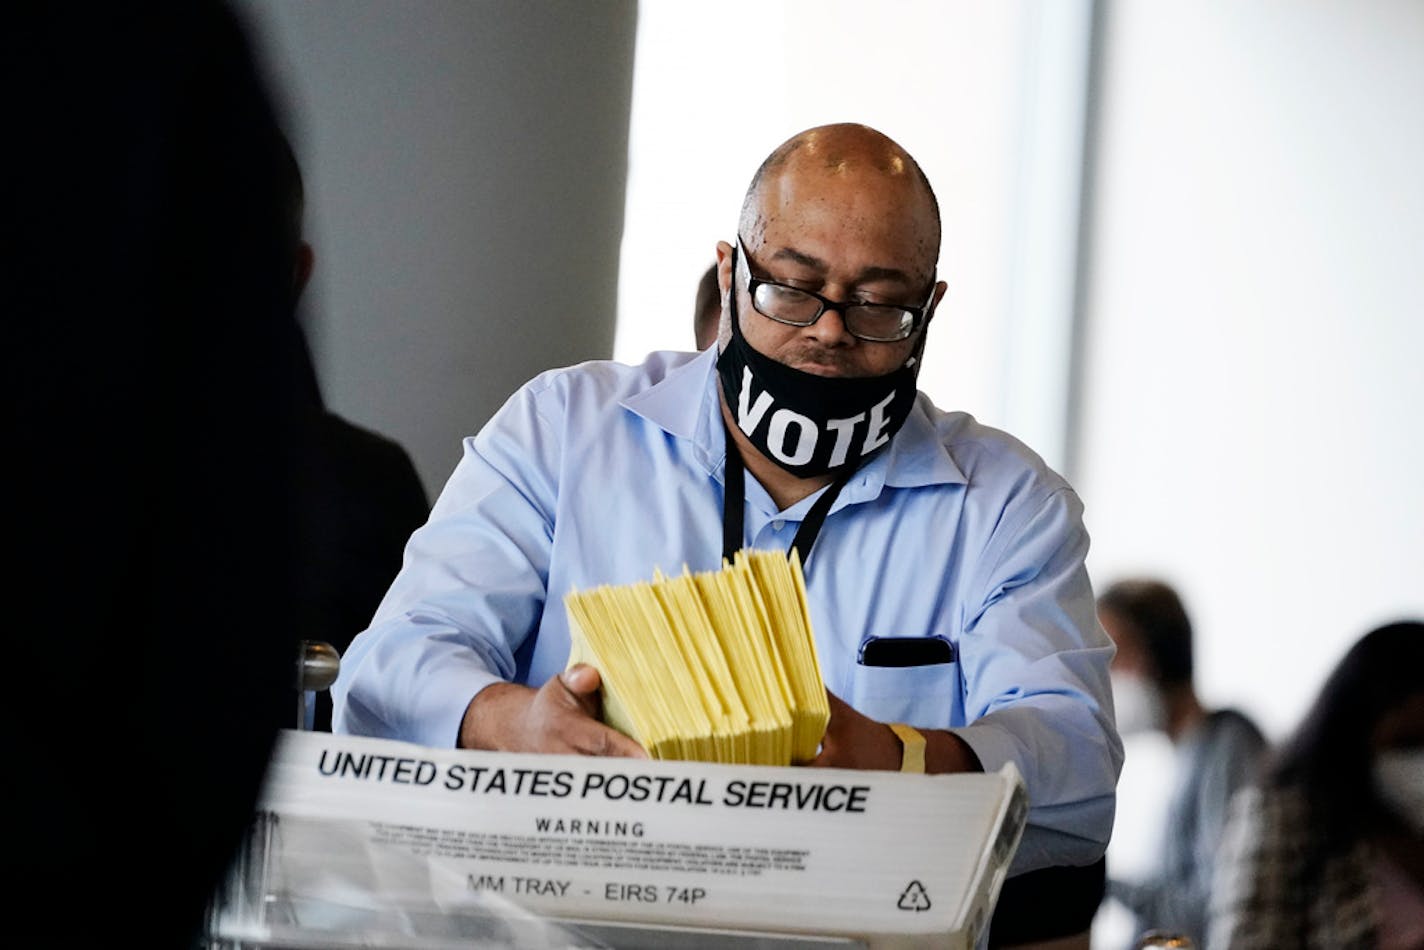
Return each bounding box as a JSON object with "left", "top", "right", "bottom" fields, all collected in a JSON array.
[
  {"left": 1078, "top": 0, "right": 1424, "bottom": 742},
  {"left": 235, "top": 1, "right": 638, "bottom": 498}
]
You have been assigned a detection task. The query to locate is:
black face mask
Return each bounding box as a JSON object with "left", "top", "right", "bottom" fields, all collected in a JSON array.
[{"left": 716, "top": 252, "right": 923, "bottom": 479}]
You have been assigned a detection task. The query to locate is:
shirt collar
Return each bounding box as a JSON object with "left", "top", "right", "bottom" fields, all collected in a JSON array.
[
  {"left": 620, "top": 348, "right": 721, "bottom": 470},
  {"left": 620, "top": 347, "right": 967, "bottom": 491}
]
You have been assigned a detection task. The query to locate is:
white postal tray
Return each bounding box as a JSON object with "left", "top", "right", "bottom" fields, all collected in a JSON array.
[{"left": 211, "top": 729, "right": 1027, "bottom": 950}]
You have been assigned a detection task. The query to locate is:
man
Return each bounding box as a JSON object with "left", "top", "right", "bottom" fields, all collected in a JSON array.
[
  {"left": 271, "top": 132, "right": 432, "bottom": 731},
  {"left": 1097, "top": 578, "right": 1268, "bottom": 948},
  {"left": 335, "top": 124, "right": 1122, "bottom": 943}
]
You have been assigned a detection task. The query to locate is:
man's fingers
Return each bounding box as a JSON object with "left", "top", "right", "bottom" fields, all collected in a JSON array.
[
  {"left": 587, "top": 725, "right": 650, "bottom": 759},
  {"left": 546, "top": 713, "right": 648, "bottom": 759},
  {"left": 560, "top": 663, "right": 601, "bottom": 696},
  {"left": 555, "top": 664, "right": 604, "bottom": 721},
  {"left": 543, "top": 666, "right": 647, "bottom": 759}
]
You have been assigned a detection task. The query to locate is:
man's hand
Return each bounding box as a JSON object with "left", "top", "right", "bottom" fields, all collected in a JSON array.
[
  {"left": 457, "top": 664, "right": 648, "bottom": 758},
  {"left": 809, "top": 690, "right": 983, "bottom": 773},
  {"left": 809, "top": 690, "right": 900, "bottom": 770}
]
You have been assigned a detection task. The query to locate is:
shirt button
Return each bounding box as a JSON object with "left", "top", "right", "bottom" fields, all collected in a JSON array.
[{"left": 772, "top": 520, "right": 785, "bottom": 531}]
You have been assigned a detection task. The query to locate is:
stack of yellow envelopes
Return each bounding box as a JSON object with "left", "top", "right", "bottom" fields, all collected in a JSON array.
[{"left": 564, "top": 549, "right": 829, "bottom": 765}]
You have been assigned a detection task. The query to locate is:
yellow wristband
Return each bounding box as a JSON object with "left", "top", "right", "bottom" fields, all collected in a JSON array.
[{"left": 889, "top": 722, "right": 926, "bottom": 773}]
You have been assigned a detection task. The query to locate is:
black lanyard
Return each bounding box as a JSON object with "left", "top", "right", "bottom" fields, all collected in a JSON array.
[{"left": 721, "top": 432, "right": 856, "bottom": 566}]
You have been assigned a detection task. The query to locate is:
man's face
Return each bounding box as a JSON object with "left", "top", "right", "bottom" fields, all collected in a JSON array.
[{"left": 720, "top": 158, "right": 946, "bottom": 379}]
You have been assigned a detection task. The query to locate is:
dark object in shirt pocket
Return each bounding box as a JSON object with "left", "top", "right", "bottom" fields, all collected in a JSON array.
[{"left": 857, "top": 635, "right": 956, "bottom": 668}]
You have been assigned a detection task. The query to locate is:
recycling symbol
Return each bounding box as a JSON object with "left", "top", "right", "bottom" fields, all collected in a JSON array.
[{"left": 897, "top": 879, "right": 932, "bottom": 912}]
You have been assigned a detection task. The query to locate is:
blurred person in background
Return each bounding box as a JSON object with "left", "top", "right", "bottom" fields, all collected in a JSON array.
[
  {"left": 1208, "top": 619, "right": 1424, "bottom": 950},
  {"left": 693, "top": 260, "right": 720, "bottom": 350},
  {"left": 7, "top": 3, "right": 312, "bottom": 945},
  {"left": 1096, "top": 579, "right": 1269, "bottom": 948},
  {"left": 271, "top": 130, "right": 431, "bottom": 731}
]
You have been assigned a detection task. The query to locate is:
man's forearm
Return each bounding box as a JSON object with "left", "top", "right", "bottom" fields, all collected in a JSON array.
[
  {"left": 458, "top": 680, "right": 533, "bottom": 750},
  {"left": 925, "top": 728, "right": 983, "bottom": 774}
]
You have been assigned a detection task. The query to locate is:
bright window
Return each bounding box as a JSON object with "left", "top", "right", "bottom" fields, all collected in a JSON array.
[{"left": 617, "top": 0, "right": 1094, "bottom": 473}]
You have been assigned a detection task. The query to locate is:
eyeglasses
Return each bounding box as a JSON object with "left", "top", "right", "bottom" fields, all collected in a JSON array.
[{"left": 736, "top": 238, "right": 935, "bottom": 343}]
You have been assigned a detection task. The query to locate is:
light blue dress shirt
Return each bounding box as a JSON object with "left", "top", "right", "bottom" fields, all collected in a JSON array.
[{"left": 334, "top": 348, "right": 1123, "bottom": 874}]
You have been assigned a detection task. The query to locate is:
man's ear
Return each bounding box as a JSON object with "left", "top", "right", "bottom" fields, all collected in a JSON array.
[
  {"left": 714, "top": 239, "right": 736, "bottom": 302},
  {"left": 927, "top": 279, "right": 948, "bottom": 321},
  {"left": 293, "top": 241, "right": 315, "bottom": 300}
]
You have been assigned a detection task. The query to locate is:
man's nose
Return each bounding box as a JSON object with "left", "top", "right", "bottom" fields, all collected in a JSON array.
[{"left": 806, "top": 303, "right": 857, "bottom": 345}]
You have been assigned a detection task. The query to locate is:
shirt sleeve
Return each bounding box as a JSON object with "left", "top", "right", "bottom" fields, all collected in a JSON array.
[
  {"left": 332, "top": 380, "right": 562, "bottom": 748},
  {"left": 951, "top": 486, "right": 1125, "bottom": 875}
]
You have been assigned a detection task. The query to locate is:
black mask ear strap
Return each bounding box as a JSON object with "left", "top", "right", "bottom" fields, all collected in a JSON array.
[
  {"left": 722, "top": 424, "right": 853, "bottom": 569},
  {"left": 722, "top": 432, "right": 746, "bottom": 564}
]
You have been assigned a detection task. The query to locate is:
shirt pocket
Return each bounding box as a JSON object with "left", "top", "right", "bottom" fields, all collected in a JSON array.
[{"left": 846, "top": 661, "right": 959, "bottom": 728}]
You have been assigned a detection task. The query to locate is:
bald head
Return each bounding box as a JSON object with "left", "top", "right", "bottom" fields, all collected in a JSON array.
[{"left": 738, "top": 124, "right": 941, "bottom": 284}]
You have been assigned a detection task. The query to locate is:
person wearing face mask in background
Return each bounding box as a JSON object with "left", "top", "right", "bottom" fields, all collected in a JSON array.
[
  {"left": 1096, "top": 579, "right": 1269, "bottom": 949},
  {"left": 334, "top": 123, "right": 1122, "bottom": 948},
  {"left": 1208, "top": 619, "right": 1424, "bottom": 950}
]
